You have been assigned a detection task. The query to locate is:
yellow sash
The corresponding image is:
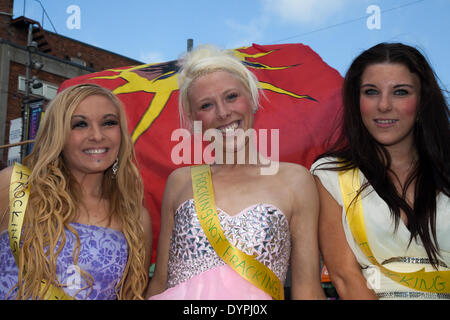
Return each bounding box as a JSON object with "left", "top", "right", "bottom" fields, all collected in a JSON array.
[
  {"left": 338, "top": 166, "right": 450, "bottom": 294},
  {"left": 191, "top": 165, "right": 284, "bottom": 300},
  {"left": 9, "top": 163, "right": 74, "bottom": 300}
]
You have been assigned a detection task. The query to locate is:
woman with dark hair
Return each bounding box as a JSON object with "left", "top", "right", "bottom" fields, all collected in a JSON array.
[{"left": 311, "top": 43, "right": 450, "bottom": 299}]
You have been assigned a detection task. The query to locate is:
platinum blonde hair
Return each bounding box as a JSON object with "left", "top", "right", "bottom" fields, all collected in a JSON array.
[{"left": 177, "top": 44, "right": 262, "bottom": 129}]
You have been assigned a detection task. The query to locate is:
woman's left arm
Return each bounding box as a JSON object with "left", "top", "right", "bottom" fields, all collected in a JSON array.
[{"left": 288, "top": 166, "right": 326, "bottom": 299}]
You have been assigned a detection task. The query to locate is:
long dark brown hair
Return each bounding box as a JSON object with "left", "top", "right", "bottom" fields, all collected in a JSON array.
[{"left": 314, "top": 43, "right": 450, "bottom": 267}]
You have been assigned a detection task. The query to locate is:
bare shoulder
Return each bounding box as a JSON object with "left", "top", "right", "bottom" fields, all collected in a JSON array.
[
  {"left": 276, "top": 162, "right": 315, "bottom": 187},
  {"left": 162, "top": 166, "right": 192, "bottom": 210},
  {"left": 165, "top": 166, "right": 191, "bottom": 190},
  {"left": 0, "top": 166, "right": 14, "bottom": 233},
  {"left": 0, "top": 166, "right": 13, "bottom": 201},
  {"left": 0, "top": 166, "right": 14, "bottom": 185},
  {"left": 276, "top": 162, "right": 319, "bottom": 218}
]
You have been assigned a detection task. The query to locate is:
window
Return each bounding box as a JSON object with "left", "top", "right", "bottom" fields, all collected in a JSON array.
[
  {"left": 70, "top": 57, "right": 87, "bottom": 67},
  {"left": 44, "top": 84, "right": 58, "bottom": 100},
  {"left": 18, "top": 76, "right": 58, "bottom": 100}
]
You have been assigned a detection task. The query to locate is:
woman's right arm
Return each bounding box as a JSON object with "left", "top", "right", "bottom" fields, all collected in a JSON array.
[
  {"left": 0, "top": 166, "right": 13, "bottom": 234},
  {"left": 145, "top": 169, "right": 183, "bottom": 298},
  {"left": 315, "top": 176, "right": 377, "bottom": 299}
]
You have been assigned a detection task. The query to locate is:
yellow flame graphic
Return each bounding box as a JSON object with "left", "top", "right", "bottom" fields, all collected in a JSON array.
[{"left": 89, "top": 47, "right": 314, "bottom": 143}]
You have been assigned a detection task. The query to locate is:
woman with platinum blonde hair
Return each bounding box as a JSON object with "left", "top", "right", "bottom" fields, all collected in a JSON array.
[
  {"left": 148, "top": 45, "right": 324, "bottom": 300},
  {"left": 0, "top": 83, "right": 152, "bottom": 299},
  {"left": 177, "top": 44, "right": 261, "bottom": 130}
]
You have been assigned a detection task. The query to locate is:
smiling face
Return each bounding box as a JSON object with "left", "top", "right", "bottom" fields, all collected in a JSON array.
[
  {"left": 359, "top": 63, "right": 421, "bottom": 151},
  {"left": 188, "top": 70, "right": 255, "bottom": 153},
  {"left": 62, "top": 94, "right": 121, "bottom": 181}
]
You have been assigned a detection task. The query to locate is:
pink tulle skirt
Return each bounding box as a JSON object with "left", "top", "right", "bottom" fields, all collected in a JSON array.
[{"left": 149, "top": 264, "right": 272, "bottom": 300}]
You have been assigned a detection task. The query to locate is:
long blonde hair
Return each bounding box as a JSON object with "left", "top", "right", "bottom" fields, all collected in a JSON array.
[{"left": 13, "top": 83, "right": 147, "bottom": 299}]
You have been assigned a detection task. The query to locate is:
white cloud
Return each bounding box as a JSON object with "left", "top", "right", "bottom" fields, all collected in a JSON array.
[
  {"left": 225, "top": 0, "right": 355, "bottom": 49},
  {"left": 225, "top": 16, "right": 268, "bottom": 48},
  {"left": 139, "top": 51, "right": 166, "bottom": 63},
  {"left": 262, "top": 0, "right": 352, "bottom": 26}
]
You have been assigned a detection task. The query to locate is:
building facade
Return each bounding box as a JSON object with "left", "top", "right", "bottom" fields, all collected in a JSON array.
[{"left": 0, "top": 0, "right": 142, "bottom": 167}]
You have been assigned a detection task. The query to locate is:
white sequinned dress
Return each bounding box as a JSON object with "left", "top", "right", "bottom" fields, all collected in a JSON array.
[{"left": 150, "top": 199, "right": 291, "bottom": 300}]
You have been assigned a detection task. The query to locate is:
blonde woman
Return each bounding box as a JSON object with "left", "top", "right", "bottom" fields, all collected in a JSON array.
[
  {"left": 148, "top": 45, "right": 324, "bottom": 300},
  {"left": 0, "top": 83, "right": 152, "bottom": 299}
]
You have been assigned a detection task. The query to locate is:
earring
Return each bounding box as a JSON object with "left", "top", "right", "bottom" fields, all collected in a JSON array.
[
  {"left": 49, "top": 155, "right": 61, "bottom": 169},
  {"left": 112, "top": 158, "right": 119, "bottom": 177}
]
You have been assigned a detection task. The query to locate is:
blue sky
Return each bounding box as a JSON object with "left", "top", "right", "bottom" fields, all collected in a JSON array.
[{"left": 13, "top": 0, "right": 450, "bottom": 91}]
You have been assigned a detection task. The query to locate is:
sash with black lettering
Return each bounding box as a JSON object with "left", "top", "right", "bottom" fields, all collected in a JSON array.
[
  {"left": 338, "top": 164, "right": 450, "bottom": 294},
  {"left": 191, "top": 165, "right": 284, "bottom": 300},
  {"left": 9, "top": 163, "right": 74, "bottom": 300}
]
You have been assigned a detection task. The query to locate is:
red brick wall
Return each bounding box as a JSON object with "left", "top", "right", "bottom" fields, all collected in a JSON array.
[
  {"left": 0, "top": 0, "right": 14, "bottom": 40},
  {"left": 2, "top": 61, "right": 69, "bottom": 166},
  {"left": 6, "top": 60, "right": 68, "bottom": 131},
  {"left": 0, "top": 0, "right": 13, "bottom": 13},
  {"left": 45, "top": 32, "right": 140, "bottom": 70},
  {"left": 0, "top": 0, "right": 141, "bottom": 70},
  {"left": 1, "top": 22, "right": 141, "bottom": 71},
  {"left": 0, "top": 0, "right": 143, "bottom": 167}
]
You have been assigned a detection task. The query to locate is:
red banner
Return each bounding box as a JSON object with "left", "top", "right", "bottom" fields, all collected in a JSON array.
[{"left": 59, "top": 43, "right": 343, "bottom": 262}]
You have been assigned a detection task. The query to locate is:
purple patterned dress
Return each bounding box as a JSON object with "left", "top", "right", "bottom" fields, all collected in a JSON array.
[{"left": 0, "top": 223, "right": 128, "bottom": 300}]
